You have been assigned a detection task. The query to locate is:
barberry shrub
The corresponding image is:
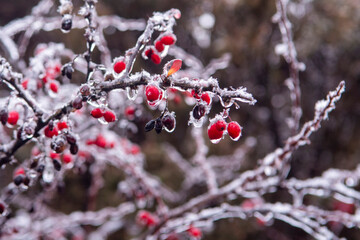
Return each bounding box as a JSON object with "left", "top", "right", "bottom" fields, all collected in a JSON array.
[{"left": 0, "top": 0, "right": 358, "bottom": 240}]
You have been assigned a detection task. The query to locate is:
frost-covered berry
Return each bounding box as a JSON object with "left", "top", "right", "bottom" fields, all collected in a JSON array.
[
  {"left": 215, "top": 120, "right": 227, "bottom": 131},
  {"left": 155, "top": 41, "right": 164, "bottom": 52},
  {"left": 7, "top": 111, "right": 19, "bottom": 125},
  {"left": 201, "top": 93, "right": 211, "bottom": 105},
  {"left": 104, "top": 110, "right": 116, "bottom": 122},
  {"left": 208, "top": 123, "right": 224, "bottom": 142},
  {"left": 91, "top": 108, "right": 104, "bottom": 118},
  {"left": 155, "top": 118, "right": 163, "bottom": 134},
  {"left": 63, "top": 154, "right": 72, "bottom": 164},
  {"left": 95, "top": 135, "right": 107, "bottom": 148},
  {"left": 70, "top": 143, "right": 79, "bottom": 155},
  {"left": 137, "top": 211, "right": 157, "bottom": 227},
  {"left": 161, "top": 35, "right": 176, "bottom": 45},
  {"left": 145, "top": 48, "right": 153, "bottom": 59},
  {"left": 80, "top": 84, "right": 90, "bottom": 96},
  {"left": 227, "top": 121, "right": 242, "bottom": 141},
  {"left": 187, "top": 226, "right": 202, "bottom": 238},
  {"left": 145, "top": 119, "right": 155, "bottom": 132},
  {"left": 61, "top": 15, "right": 72, "bottom": 32},
  {"left": 44, "top": 125, "right": 58, "bottom": 138},
  {"left": 192, "top": 105, "right": 206, "bottom": 120},
  {"left": 151, "top": 53, "right": 161, "bottom": 64},
  {"left": 22, "top": 79, "right": 29, "bottom": 90},
  {"left": 13, "top": 167, "right": 25, "bottom": 186},
  {"left": 113, "top": 61, "right": 126, "bottom": 74},
  {"left": 72, "top": 96, "right": 83, "bottom": 109},
  {"left": 49, "top": 81, "right": 59, "bottom": 93},
  {"left": 162, "top": 114, "right": 176, "bottom": 132},
  {"left": 61, "top": 64, "right": 73, "bottom": 80},
  {"left": 53, "top": 159, "right": 62, "bottom": 171},
  {"left": 145, "top": 85, "right": 160, "bottom": 102},
  {"left": 57, "top": 121, "right": 68, "bottom": 130}
]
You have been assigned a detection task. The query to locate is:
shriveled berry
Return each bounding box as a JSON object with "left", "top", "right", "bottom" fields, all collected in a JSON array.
[
  {"left": 155, "top": 41, "right": 164, "bottom": 52},
  {"left": 104, "top": 110, "right": 116, "bottom": 122},
  {"left": 50, "top": 136, "right": 66, "bottom": 153},
  {"left": 36, "top": 164, "right": 45, "bottom": 173},
  {"left": 162, "top": 114, "right": 175, "bottom": 132},
  {"left": 91, "top": 108, "right": 104, "bottom": 118},
  {"left": 70, "top": 143, "right": 79, "bottom": 155},
  {"left": 0, "top": 108, "right": 8, "bottom": 125},
  {"left": 215, "top": 120, "right": 227, "bottom": 131},
  {"left": 151, "top": 53, "right": 161, "bottom": 64},
  {"left": 145, "top": 85, "right": 160, "bottom": 102},
  {"left": 49, "top": 81, "right": 58, "bottom": 93},
  {"left": 155, "top": 118, "right": 163, "bottom": 134},
  {"left": 14, "top": 175, "right": 24, "bottom": 186},
  {"left": 61, "top": 64, "right": 73, "bottom": 80},
  {"left": 66, "top": 133, "right": 77, "bottom": 144},
  {"left": 192, "top": 105, "right": 206, "bottom": 120},
  {"left": 227, "top": 121, "right": 242, "bottom": 140},
  {"left": 208, "top": 123, "right": 224, "bottom": 140},
  {"left": 7, "top": 111, "right": 19, "bottom": 125},
  {"left": 80, "top": 84, "right": 90, "bottom": 96},
  {"left": 0, "top": 202, "right": 5, "bottom": 214},
  {"left": 160, "top": 35, "right": 176, "bottom": 45},
  {"left": 53, "top": 159, "right": 62, "bottom": 171},
  {"left": 72, "top": 96, "right": 83, "bottom": 109},
  {"left": 61, "top": 17, "right": 72, "bottom": 31},
  {"left": 145, "top": 120, "right": 155, "bottom": 132},
  {"left": 113, "top": 61, "right": 126, "bottom": 74}
]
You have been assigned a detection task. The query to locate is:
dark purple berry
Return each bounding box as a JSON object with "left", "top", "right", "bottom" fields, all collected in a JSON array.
[
  {"left": 72, "top": 96, "right": 83, "bottom": 109},
  {"left": 0, "top": 108, "right": 8, "bottom": 125},
  {"left": 14, "top": 175, "right": 24, "bottom": 186},
  {"left": 53, "top": 159, "right": 62, "bottom": 171},
  {"left": 193, "top": 105, "right": 206, "bottom": 120},
  {"left": 70, "top": 143, "right": 78, "bottom": 155},
  {"left": 155, "top": 118, "right": 163, "bottom": 134},
  {"left": 162, "top": 114, "right": 175, "bottom": 131},
  {"left": 145, "top": 120, "right": 155, "bottom": 132}
]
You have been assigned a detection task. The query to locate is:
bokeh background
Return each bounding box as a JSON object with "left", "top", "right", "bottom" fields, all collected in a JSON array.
[{"left": 0, "top": 0, "right": 360, "bottom": 239}]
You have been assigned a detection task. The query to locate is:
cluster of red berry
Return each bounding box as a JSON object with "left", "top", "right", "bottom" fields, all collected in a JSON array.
[
  {"left": 207, "top": 119, "right": 242, "bottom": 143},
  {"left": 143, "top": 34, "right": 176, "bottom": 64}
]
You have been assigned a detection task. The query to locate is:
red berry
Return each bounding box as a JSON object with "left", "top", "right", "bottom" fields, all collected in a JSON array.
[
  {"left": 57, "top": 121, "right": 68, "bottom": 130},
  {"left": 14, "top": 167, "right": 25, "bottom": 176},
  {"left": 151, "top": 53, "right": 161, "bottom": 64},
  {"left": 54, "top": 64, "right": 61, "bottom": 74},
  {"left": 63, "top": 154, "right": 72, "bottom": 164},
  {"left": 22, "top": 79, "right": 29, "bottom": 90},
  {"left": 201, "top": 93, "right": 211, "bottom": 105},
  {"left": 95, "top": 135, "right": 107, "bottom": 148},
  {"left": 104, "top": 110, "right": 116, "bottom": 122},
  {"left": 145, "top": 85, "right": 160, "bottom": 102},
  {"left": 215, "top": 120, "right": 227, "bottom": 131},
  {"left": 207, "top": 123, "right": 224, "bottom": 140},
  {"left": 130, "top": 145, "right": 140, "bottom": 155},
  {"left": 145, "top": 48, "right": 153, "bottom": 58},
  {"left": 49, "top": 81, "right": 58, "bottom": 93},
  {"left": 155, "top": 41, "right": 164, "bottom": 52},
  {"left": 137, "top": 211, "right": 157, "bottom": 227},
  {"left": 113, "top": 61, "right": 126, "bottom": 74},
  {"left": 44, "top": 125, "right": 58, "bottom": 138},
  {"left": 7, "top": 111, "right": 19, "bottom": 125},
  {"left": 50, "top": 152, "right": 60, "bottom": 159},
  {"left": 161, "top": 35, "right": 175, "bottom": 45},
  {"left": 187, "top": 226, "right": 201, "bottom": 238},
  {"left": 125, "top": 106, "right": 135, "bottom": 116},
  {"left": 227, "top": 121, "right": 241, "bottom": 140},
  {"left": 91, "top": 108, "right": 104, "bottom": 118}
]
